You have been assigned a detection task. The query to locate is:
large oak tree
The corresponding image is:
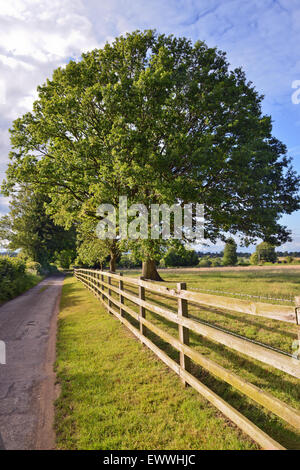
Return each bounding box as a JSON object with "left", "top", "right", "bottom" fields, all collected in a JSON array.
[{"left": 2, "top": 30, "right": 299, "bottom": 279}]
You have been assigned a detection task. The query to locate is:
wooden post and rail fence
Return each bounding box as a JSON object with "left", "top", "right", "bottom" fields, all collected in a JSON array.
[{"left": 74, "top": 268, "right": 300, "bottom": 450}]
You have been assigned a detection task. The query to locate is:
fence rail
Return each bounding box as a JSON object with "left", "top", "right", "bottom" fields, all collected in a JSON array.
[{"left": 74, "top": 268, "right": 300, "bottom": 450}]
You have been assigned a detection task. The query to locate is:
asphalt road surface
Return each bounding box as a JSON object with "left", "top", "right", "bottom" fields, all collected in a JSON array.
[{"left": 0, "top": 275, "right": 64, "bottom": 450}]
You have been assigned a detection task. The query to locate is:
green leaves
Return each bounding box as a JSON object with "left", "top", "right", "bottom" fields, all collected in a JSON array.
[
  {"left": 0, "top": 186, "right": 76, "bottom": 265},
  {"left": 222, "top": 238, "right": 238, "bottom": 266},
  {"left": 2, "top": 29, "right": 299, "bottom": 254}
]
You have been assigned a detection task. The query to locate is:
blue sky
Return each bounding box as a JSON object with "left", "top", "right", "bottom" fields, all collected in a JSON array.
[{"left": 0, "top": 0, "right": 300, "bottom": 251}]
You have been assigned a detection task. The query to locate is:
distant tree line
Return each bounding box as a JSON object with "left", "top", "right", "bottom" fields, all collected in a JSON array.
[{"left": 1, "top": 194, "right": 299, "bottom": 273}]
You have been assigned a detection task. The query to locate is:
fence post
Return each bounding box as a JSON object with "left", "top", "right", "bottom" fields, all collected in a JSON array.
[
  {"left": 119, "top": 273, "right": 124, "bottom": 317},
  {"left": 139, "top": 276, "right": 146, "bottom": 340},
  {"left": 96, "top": 271, "right": 100, "bottom": 299},
  {"left": 177, "top": 282, "right": 191, "bottom": 386},
  {"left": 139, "top": 276, "right": 146, "bottom": 344},
  {"left": 295, "top": 297, "right": 300, "bottom": 359},
  {"left": 100, "top": 273, "right": 104, "bottom": 301},
  {"left": 108, "top": 273, "right": 112, "bottom": 309}
]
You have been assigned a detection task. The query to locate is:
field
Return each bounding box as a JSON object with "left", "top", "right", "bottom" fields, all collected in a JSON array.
[
  {"left": 123, "top": 266, "right": 300, "bottom": 304},
  {"left": 56, "top": 268, "right": 300, "bottom": 449}
]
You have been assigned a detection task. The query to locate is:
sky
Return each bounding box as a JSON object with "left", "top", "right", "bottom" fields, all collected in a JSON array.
[{"left": 0, "top": 0, "right": 300, "bottom": 252}]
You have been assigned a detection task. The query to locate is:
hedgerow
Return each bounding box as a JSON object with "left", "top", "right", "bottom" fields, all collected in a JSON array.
[{"left": 0, "top": 256, "right": 41, "bottom": 301}]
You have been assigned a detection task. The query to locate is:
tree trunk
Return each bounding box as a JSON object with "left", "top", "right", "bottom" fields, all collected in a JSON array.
[
  {"left": 142, "top": 259, "right": 163, "bottom": 281},
  {"left": 109, "top": 251, "right": 116, "bottom": 272}
]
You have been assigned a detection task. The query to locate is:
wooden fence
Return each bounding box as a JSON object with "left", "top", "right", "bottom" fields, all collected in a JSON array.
[{"left": 74, "top": 268, "right": 300, "bottom": 450}]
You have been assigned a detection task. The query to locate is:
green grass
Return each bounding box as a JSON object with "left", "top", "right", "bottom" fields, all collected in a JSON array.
[
  {"left": 122, "top": 267, "right": 300, "bottom": 304},
  {"left": 55, "top": 276, "right": 259, "bottom": 450}
]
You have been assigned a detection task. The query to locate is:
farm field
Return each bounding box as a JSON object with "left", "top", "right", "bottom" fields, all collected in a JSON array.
[
  {"left": 120, "top": 267, "right": 300, "bottom": 356},
  {"left": 122, "top": 266, "right": 300, "bottom": 304},
  {"left": 55, "top": 276, "right": 257, "bottom": 450}
]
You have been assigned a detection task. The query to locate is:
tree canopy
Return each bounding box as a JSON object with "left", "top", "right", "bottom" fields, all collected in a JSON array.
[
  {"left": 161, "top": 244, "right": 199, "bottom": 267},
  {"left": 0, "top": 186, "right": 76, "bottom": 266},
  {"left": 222, "top": 237, "right": 238, "bottom": 266},
  {"left": 2, "top": 30, "right": 299, "bottom": 278},
  {"left": 256, "top": 241, "right": 277, "bottom": 263}
]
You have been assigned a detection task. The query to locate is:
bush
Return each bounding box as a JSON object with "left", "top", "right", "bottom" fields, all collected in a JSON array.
[
  {"left": 118, "top": 253, "right": 142, "bottom": 269},
  {"left": 162, "top": 246, "right": 199, "bottom": 267},
  {"left": 249, "top": 252, "right": 259, "bottom": 265},
  {"left": 198, "top": 258, "right": 212, "bottom": 267},
  {"left": 256, "top": 242, "right": 277, "bottom": 263},
  {"left": 26, "top": 260, "right": 43, "bottom": 275},
  {"left": 237, "top": 257, "right": 250, "bottom": 266},
  {"left": 0, "top": 256, "right": 41, "bottom": 301},
  {"left": 211, "top": 258, "right": 221, "bottom": 267},
  {"left": 54, "top": 249, "right": 75, "bottom": 269}
]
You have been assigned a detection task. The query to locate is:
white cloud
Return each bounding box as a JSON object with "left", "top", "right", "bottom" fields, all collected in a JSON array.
[
  {"left": 0, "top": 54, "right": 34, "bottom": 71},
  {"left": 0, "top": 1, "right": 97, "bottom": 62},
  {"left": 0, "top": 78, "right": 5, "bottom": 104},
  {"left": 0, "top": 0, "right": 99, "bottom": 187},
  {"left": 17, "top": 90, "right": 39, "bottom": 112},
  {"left": 0, "top": 193, "right": 10, "bottom": 216},
  {"left": 0, "top": 0, "right": 30, "bottom": 20}
]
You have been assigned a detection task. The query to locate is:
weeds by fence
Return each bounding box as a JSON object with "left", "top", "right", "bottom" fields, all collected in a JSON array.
[{"left": 74, "top": 268, "right": 300, "bottom": 450}]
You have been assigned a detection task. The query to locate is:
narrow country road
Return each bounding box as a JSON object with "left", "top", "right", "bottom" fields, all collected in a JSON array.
[{"left": 0, "top": 275, "right": 64, "bottom": 450}]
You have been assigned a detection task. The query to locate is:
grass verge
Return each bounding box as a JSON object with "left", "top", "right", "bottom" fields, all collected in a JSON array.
[{"left": 55, "top": 276, "right": 258, "bottom": 450}]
